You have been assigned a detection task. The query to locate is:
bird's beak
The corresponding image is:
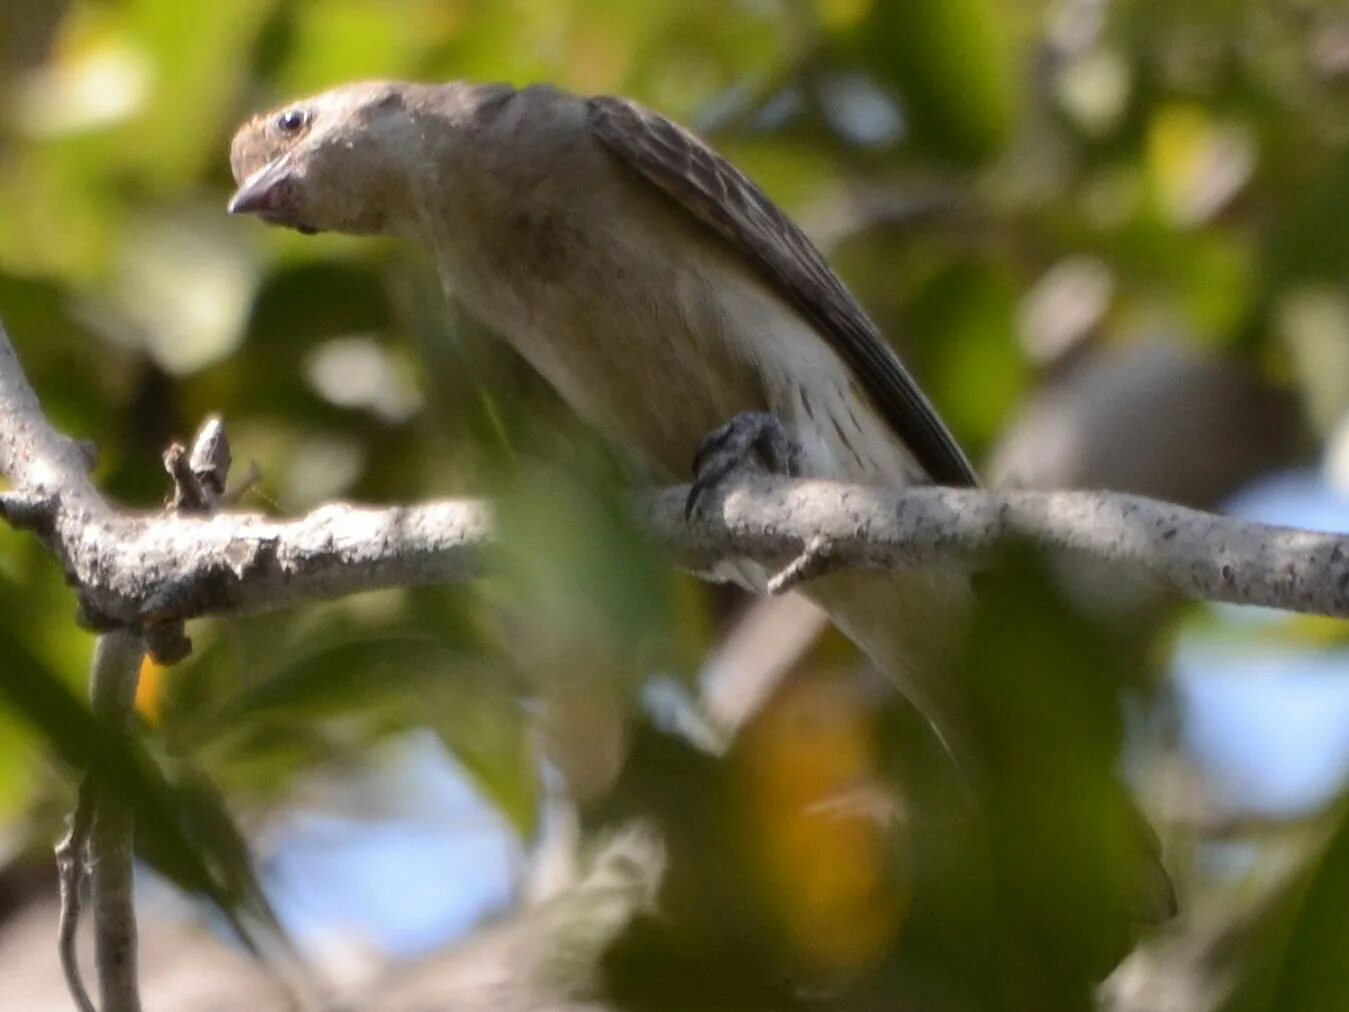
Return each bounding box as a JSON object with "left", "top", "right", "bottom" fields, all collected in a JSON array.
[{"left": 227, "top": 157, "right": 293, "bottom": 217}]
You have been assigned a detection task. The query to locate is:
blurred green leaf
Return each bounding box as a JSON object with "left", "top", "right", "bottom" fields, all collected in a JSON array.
[
  {"left": 124, "top": 0, "right": 280, "bottom": 188},
  {"left": 1269, "top": 153, "right": 1349, "bottom": 286},
  {"left": 144, "top": 759, "right": 290, "bottom": 957},
  {"left": 849, "top": 0, "right": 1019, "bottom": 161},
  {"left": 218, "top": 632, "right": 468, "bottom": 721},
  {"left": 0, "top": 711, "right": 36, "bottom": 821},
  {"left": 958, "top": 547, "right": 1160, "bottom": 1004},
  {"left": 431, "top": 677, "right": 539, "bottom": 837},
  {"left": 275, "top": 0, "right": 424, "bottom": 95},
  {"left": 0, "top": 627, "right": 278, "bottom": 949},
  {"left": 489, "top": 444, "right": 687, "bottom": 691},
  {"left": 1260, "top": 801, "right": 1349, "bottom": 1012},
  {"left": 206, "top": 629, "right": 540, "bottom": 834},
  {"left": 907, "top": 261, "right": 1027, "bottom": 451},
  {"left": 1, "top": 0, "right": 1347, "bottom": 999}
]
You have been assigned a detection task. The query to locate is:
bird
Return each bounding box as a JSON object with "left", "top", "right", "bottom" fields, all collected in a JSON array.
[{"left": 226, "top": 80, "right": 1175, "bottom": 926}]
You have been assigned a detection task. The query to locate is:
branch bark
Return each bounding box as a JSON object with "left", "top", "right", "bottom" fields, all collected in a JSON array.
[
  {"left": 0, "top": 308, "right": 1344, "bottom": 1008},
  {"left": 88, "top": 631, "right": 145, "bottom": 1012},
  {"left": 56, "top": 776, "right": 97, "bottom": 1012},
  {"left": 0, "top": 326, "right": 1346, "bottom": 637}
]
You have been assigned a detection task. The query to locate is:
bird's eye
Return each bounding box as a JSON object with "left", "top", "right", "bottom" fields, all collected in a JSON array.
[{"left": 274, "top": 108, "right": 309, "bottom": 136}]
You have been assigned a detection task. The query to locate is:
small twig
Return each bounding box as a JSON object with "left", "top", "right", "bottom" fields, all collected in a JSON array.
[
  {"left": 52, "top": 417, "right": 233, "bottom": 1011},
  {"left": 88, "top": 630, "right": 146, "bottom": 1012},
  {"left": 149, "top": 417, "right": 237, "bottom": 662},
  {"left": 766, "top": 533, "right": 836, "bottom": 595},
  {"left": 221, "top": 461, "right": 263, "bottom": 507},
  {"left": 164, "top": 415, "right": 231, "bottom": 513},
  {"left": 56, "top": 777, "right": 98, "bottom": 1012}
]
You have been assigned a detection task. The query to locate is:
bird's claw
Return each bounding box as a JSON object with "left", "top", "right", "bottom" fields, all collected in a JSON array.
[{"left": 685, "top": 411, "right": 801, "bottom": 520}]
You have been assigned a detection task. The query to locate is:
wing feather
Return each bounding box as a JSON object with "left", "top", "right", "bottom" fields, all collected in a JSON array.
[{"left": 588, "top": 95, "right": 978, "bottom": 487}]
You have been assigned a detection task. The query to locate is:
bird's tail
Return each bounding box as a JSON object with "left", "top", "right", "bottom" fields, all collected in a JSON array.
[
  {"left": 805, "top": 568, "right": 977, "bottom": 764},
  {"left": 804, "top": 568, "right": 1176, "bottom": 928}
]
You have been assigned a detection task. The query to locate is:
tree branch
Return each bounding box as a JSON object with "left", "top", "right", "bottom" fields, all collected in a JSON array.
[
  {"left": 56, "top": 776, "right": 97, "bottom": 1012},
  {"left": 0, "top": 323, "right": 1346, "bottom": 640},
  {"left": 88, "top": 630, "right": 145, "bottom": 1012}
]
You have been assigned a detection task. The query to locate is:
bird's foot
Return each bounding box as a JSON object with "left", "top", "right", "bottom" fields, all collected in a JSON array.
[{"left": 685, "top": 411, "right": 801, "bottom": 520}]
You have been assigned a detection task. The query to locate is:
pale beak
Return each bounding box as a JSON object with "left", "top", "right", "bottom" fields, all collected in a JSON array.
[{"left": 227, "top": 157, "right": 294, "bottom": 217}]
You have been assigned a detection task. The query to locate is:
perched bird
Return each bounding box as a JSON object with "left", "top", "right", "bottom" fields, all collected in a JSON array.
[{"left": 227, "top": 81, "right": 1174, "bottom": 925}]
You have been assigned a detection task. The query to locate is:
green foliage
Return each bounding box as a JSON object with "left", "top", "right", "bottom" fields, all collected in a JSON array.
[
  {"left": 1263, "top": 802, "right": 1349, "bottom": 1011},
  {"left": 0, "top": 626, "right": 277, "bottom": 946},
  {"left": 850, "top": 0, "right": 1020, "bottom": 161},
  {"left": 958, "top": 550, "right": 1159, "bottom": 1000},
  {"left": 0, "top": 0, "right": 1347, "bottom": 1006}
]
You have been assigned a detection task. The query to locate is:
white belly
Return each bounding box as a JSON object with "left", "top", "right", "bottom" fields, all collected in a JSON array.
[
  {"left": 439, "top": 216, "right": 926, "bottom": 491},
  {"left": 697, "top": 264, "right": 928, "bottom": 488}
]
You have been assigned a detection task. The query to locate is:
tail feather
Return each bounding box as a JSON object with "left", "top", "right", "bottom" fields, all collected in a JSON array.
[{"left": 804, "top": 569, "right": 1176, "bottom": 929}]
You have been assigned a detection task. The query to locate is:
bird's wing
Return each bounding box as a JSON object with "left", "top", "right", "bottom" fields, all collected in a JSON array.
[{"left": 588, "top": 95, "right": 978, "bottom": 487}]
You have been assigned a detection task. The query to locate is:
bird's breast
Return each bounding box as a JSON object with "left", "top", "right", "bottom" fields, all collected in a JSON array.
[
  {"left": 434, "top": 193, "right": 921, "bottom": 488},
  {"left": 438, "top": 216, "right": 767, "bottom": 478}
]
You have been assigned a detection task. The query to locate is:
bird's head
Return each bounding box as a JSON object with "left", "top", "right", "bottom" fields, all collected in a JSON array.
[{"left": 228, "top": 81, "right": 440, "bottom": 236}]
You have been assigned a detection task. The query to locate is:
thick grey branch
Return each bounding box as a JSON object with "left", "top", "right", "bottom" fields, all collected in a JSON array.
[
  {"left": 1, "top": 320, "right": 1347, "bottom": 636},
  {"left": 645, "top": 479, "right": 1349, "bottom": 616},
  {"left": 0, "top": 497, "right": 497, "bottom": 627},
  {"left": 2, "top": 473, "right": 1347, "bottom": 629},
  {"left": 0, "top": 332, "right": 104, "bottom": 501}
]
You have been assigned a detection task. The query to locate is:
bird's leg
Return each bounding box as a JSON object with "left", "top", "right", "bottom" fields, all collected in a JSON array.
[{"left": 685, "top": 411, "right": 801, "bottom": 519}]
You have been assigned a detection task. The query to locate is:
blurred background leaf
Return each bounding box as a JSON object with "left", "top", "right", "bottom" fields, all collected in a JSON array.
[{"left": 0, "top": 0, "right": 1347, "bottom": 1008}]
